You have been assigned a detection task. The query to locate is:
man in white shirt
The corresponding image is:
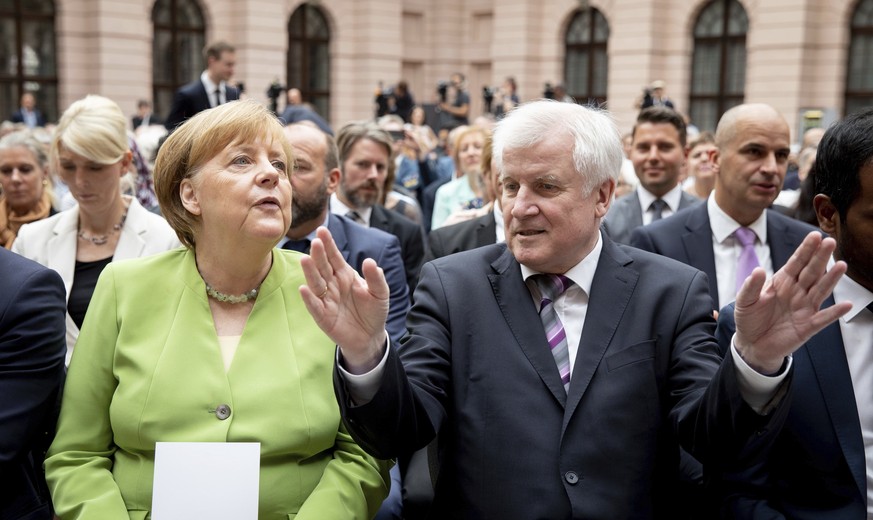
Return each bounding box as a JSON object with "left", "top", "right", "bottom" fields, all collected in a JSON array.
[
  {"left": 716, "top": 107, "right": 873, "bottom": 519},
  {"left": 632, "top": 103, "right": 818, "bottom": 311},
  {"left": 297, "top": 101, "right": 849, "bottom": 518},
  {"left": 603, "top": 106, "right": 699, "bottom": 244},
  {"left": 164, "top": 41, "right": 239, "bottom": 131}
]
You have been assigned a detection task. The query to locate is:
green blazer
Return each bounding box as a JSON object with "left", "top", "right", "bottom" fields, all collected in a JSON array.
[{"left": 46, "top": 248, "right": 389, "bottom": 519}]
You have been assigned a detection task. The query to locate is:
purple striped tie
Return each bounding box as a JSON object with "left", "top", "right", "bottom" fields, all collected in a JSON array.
[
  {"left": 734, "top": 227, "right": 760, "bottom": 294},
  {"left": 535, "top": 274, "right": 574, "bottom": 393}
]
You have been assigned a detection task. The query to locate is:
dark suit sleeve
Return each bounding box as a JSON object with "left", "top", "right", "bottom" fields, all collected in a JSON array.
[
  {"left": 335, "top": 260, "right": 450, "bottom": 460},
  {"left": 0, "top": 266, "right": 66, "bottom": 463},
  {"left": 709, "top": 306, "right": 786, "bottom": 519},
  {"left": 164, "top": 88, "right": 190, "bottom": 130},
  {"left": 630, "top": 225, "right": 657, "bottom": 252},
  {"left": 378, "top": 236, "right": 411, "bottom": 344},
  {"left": 424, "top": 230, "right": 446, "bottom": 263},
  {"left": 400, "top": 223, "right": 427, "bottom": 292}
]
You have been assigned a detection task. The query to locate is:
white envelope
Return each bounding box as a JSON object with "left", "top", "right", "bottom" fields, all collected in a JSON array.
[{"left": 152, "top": 442, "right": 260, "bottom": 519}]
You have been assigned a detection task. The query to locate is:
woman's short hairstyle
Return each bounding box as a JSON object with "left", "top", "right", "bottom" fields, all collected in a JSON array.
[
  {"left": 492, "top": 100, "right": 622, "bottom": 196},
  {"left": 154, "top": 99, "right": 294, "bottom": 249},
  {"left": 688, "top": 131, "right": 716, "bottom": 151},
  {"left": 0, "top": 130, "right": 48, "bottom": 168},
  {"left": 51, "top": 95, "right": 129, "bottom": 168}
]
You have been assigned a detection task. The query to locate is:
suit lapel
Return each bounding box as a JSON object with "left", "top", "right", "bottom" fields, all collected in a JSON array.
[
  {"left": 114, "top": 200, "right": 148, "bottom": 260},
  {"left": 489, "top": 248, "right": 568, "bottom": 406},
  {"left": 766, "top": 210, "right": 795, "bottom": 270},
  {"left": 327, "top": 214, "right": 352, "bottom": 263},
  {"left": 47, "top": 208, "right": 80, "bottom": 297},
  {"left": 563, "top": 239, "right": 637, "bottom": 431},
  {"left": 805, "top": 307, "right": 867, "bottom": 500},
  {"left": 681, "top": 204, "right": 718, "bottom": 308}
]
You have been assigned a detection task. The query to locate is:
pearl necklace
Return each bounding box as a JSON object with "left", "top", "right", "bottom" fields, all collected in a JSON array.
[
  {"left": 204, "top": 283, "right": 259, "bottom": 304},
  {"left": 78, "top": 209, "right": 128, "bottom": 245}
]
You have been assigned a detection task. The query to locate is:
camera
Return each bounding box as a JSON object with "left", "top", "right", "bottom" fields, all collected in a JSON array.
[
  {"left": 437, "top": 81, "right": 449, "bottom": 103},
  {"left": 543, "top": 82, "right": 555, "bottom": 100},
  {"left": 266, "top": 79, "right": 287, "bottom": 114},
  {"left": 482, "top": 86, "right": 496, "bottom": 113}
]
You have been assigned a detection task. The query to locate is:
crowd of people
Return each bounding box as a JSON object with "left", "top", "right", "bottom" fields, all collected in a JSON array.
[{"left": 2, "top": 39, "right": 873, "bottom": 520}]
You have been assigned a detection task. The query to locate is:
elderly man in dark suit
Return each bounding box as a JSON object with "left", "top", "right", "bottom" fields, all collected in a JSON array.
[
  {"left": 717, "top": 107, "right": 873, "bottom": 519},
  {"left": 0, "top": 248, "right": 66, "bottom": 520},
  {"left": 298, "top": 100, "right": 849, "bottom": 519},
  {"left": 603, "top": 106, "right": 698, "bottom": 244},
  {"left": 329, "top": 122, "right": 425, "bottom": 296},
  {"left": 164, "top": 41, "right": 239, "bottom": 131},
  {"left": 632, "top": 103, "right": 817, "bottom": 312}
]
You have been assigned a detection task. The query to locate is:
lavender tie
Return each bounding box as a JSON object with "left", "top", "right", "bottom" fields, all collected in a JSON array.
[
  {"left": 535, "top": 274, "right": 574, "bottom": 393},
  {"left": 734, "top": 227, "right": 760, "bottom": 294}
]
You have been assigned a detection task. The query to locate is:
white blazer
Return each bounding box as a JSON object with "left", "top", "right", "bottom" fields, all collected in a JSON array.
[{"left": 12, "top": 198, "right": 181, "bottom": 364}]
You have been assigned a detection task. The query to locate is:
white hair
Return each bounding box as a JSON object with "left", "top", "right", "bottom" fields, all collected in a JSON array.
[{"left": 492, "top": 100, "right": 623, "bottom": 195}]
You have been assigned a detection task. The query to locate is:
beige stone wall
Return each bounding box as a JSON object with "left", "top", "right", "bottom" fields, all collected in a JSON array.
[{"left": 49, "top": 0, "right": 860, "bottom": 143}]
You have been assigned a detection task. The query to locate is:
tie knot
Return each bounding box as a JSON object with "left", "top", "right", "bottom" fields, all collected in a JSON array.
[
  {"left": 649, "top": 199, "right": 668, "bottom": 212},
  {"left": 734, "top": 227, "right": 757, "bottom": 247},
  {"left": 535, "top": 274, "right": 573, "bottom": 303},
  {"left": 347, "top": 211, "right": 365, "bottom": 225}
]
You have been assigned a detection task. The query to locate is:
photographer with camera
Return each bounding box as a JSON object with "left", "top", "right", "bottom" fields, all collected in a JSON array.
[{"left": 437, "top": 72, "right": 470, "bottom": 131}]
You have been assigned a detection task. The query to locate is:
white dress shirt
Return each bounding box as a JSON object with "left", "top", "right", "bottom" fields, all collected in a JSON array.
[
  {"left": 493, "top": 203, "right": 505, "bottom": 244},
  {"left": 200, "top": 71, "right": 226, "bottom": 107},
  {"left": 637, "top": 184, "right": 684, "bottom": 225},
  {"left": 330, "top": 193, "right": 372, "bottom": 227},
  {"left": 707, "top": 195, "right": 773, "bottom": 309},
  {"left": 831, "top": 272, "right": 873, "bottom": 515}
]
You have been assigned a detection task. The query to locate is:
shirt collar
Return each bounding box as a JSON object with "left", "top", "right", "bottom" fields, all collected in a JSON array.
[
  {"left": 707, "top": 194, "right": 768, "bottom": 245},
  {"left": 200, "top": 71, "right": 225, "bottom": 95},
  {"left": 277, "top": 212, "right": 329, "bottom": 248},
  {"left": 637, "top": 184, "right": 684, "bottom": 214},
  {"left": 520, "top": 230, "right": 603, "bottom": 298},
  {"left": 832, "top": 261, "right": 873, "bottom": 323},
  {"left": 329, "top": 193, "right": 373, "bottom": 226}
]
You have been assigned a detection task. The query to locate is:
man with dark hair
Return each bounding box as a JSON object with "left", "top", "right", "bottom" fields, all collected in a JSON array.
[
  {"left": 164, "top": 41, "right": 239, "bottom": 130},
  {"left": 603, "top": 106, "right": 698, "bottom": 244},
  {"left": 132, "top": 99, "right": 161, "bottom": 130},
  {"left": 716, "top": 107, "right": 873, "bottom": 519},
  {"left": 282, "top": 122, "right": 409, "bottom": 344},
  {"left": 632, "top": 103, "right": 817, "bottom": 311}
]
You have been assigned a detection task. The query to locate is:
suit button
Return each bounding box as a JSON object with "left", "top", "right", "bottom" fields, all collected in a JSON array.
[
  {"left": 564, "top": 471, "right": 579, "bottom": 484},
  {"left": 215, "top": 404, "right": 231, "bottom": 420}
]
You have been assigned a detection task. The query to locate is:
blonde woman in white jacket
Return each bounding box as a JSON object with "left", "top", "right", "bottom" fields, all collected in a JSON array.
[{"left": 12, "top": 95, "right": 179, "bottom": 364}]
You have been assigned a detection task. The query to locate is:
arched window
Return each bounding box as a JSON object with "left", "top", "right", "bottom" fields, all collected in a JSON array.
[
  {"left": 846, "top": 0, "right": 873, "bottom": 115},
  {"left": 689, "top": 0, "right": 747, "bottom": 132},
  {"left": 287, "top": 3, "right": 331, "bottom": 119},
  {"left": 152, "top": 0, "right": 206, "bottom": 119},
  {"left": 563, "top": 8, "right": 609, "bottom": 107},
  {"left": 0, "top": 0, "right": 58, "bottom": 123}
]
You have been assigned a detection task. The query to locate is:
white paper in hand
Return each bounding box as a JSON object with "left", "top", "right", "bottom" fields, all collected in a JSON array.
[{"left": 152, "top": 442, "right": 260, "bottom": 519}]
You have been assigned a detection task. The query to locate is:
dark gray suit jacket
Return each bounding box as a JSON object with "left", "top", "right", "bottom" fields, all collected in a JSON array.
[
  {"left": 336, "top": 238, "right": 788, "bottom": 519},
  {"left": 424, "top": 211, "right": 496, "bottom": 262},
  {"left": 717, "top": 298, "right": 865, "bottom": 519},
  {"left": 164, "top": 79, "right": 240, "bottom": 130},
  {"left": 0, "top": 249, "right": 66, "bottom": 520},
  {"left": 603, "top": 189, "right": 699, "bottom": 245},
  {"left": 369, "top": 205, "right": 426, "bottom": 294},
  {"left": 631, "top": 203, "right": 818, "bottom": 310}
]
